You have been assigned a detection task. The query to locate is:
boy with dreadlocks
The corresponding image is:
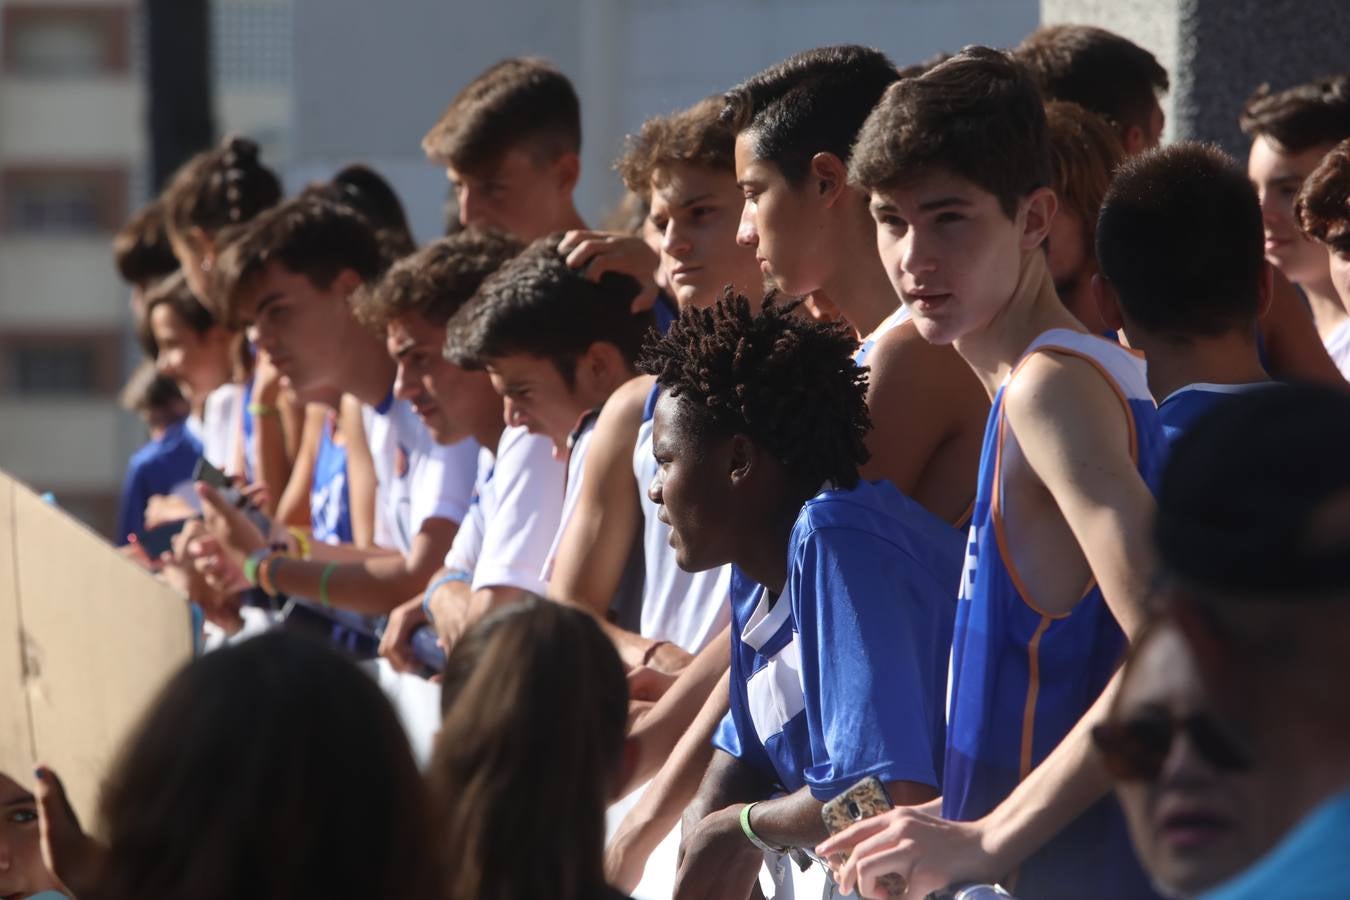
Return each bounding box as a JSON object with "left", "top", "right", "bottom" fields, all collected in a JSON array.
[{"left": 639, "top": 294, "right": 962, "bottom": 899}]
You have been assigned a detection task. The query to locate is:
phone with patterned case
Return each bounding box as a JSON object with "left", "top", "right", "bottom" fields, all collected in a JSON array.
[{"left": 820, "top": 776, "right": 907, "bottom": 897}]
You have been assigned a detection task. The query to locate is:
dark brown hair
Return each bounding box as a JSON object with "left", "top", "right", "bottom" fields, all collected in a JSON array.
[
  {"left": 353, "top": 228, "right": 522, "bottom": 332},
  {"left": 422, "top": 58, "right": 581, "bottom": 173},
  {"left": 721, "top": 45, "right": 899, "bottom": 187},
  {"left": 1296, "top": 137, "right": 1350, "bottom": 253},
  {"left": 1240, "top": 75, "right": 1350, "bottom": 154},
  {"left": 211, "top": 196, "right": 386, "bottom": 327},
  {"left": 428, "top": 598, "right": 627, "bottom": 900},
  {"left": 298, "top": 163, "right": 417, "bottom": 265},
  {"left": 119, "top": 359, "right": 187, "bottom": 420},
  {"left": 616, "top": 95, "right": 737, "bottom": 193},
  {"left": 1097, "top": 143, "right": 1264, "bottom": 339},
  {"left": 851, "top": 46, "right": 1051, "bottom": 218},
  {"left": 137, "top": 271, "right": 218, "bottom": 358},
  {"left": 89, "top": 632, "right": 435, "bottom": 900},
  {"left": 1046, "top": 100, "right": 1125, "bottom": 258},
  {"left": 445, "top": 234, "right": 651, "bottom": 385},
  {"left": 160, "top": 135, "right": 282, "bottom": 240},
  {"left": 1014, "top": 24, "right": 1168, "bottom": 136},
  {"left": 113, "top": 200, "right": 179, "bottom": 288}
]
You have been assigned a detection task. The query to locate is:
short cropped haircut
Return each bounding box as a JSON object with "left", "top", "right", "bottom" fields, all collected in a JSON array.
[
  {"left": 161, "top": 135, "right": 282, "bottom": 240},
  {"left": 851, "top": 46, "right": 1051, "bottom": 218},
  {"left": 299, "top": 164, "right": 417, "bottom": 266},
  {"left": 617, "top": 95, "right": 737, "bottom": 194},
  {"left": 353, "top": 229, "right": 522, "bottom": 333},
  {"left": 446, "top": 235, "right": 652, "bottom": 385},
  {"left": 721, "top": 45, "right": 899, "bottom": 186},
  {"left": 1097, "top": 143, "right": 1264, "bottom": 340},
  {"left": 138, "top": 272, "right": 218, "bottom": 358},
  {"left": 212, "top": 197, "right": 386, "bottom": 327},
  {"left": 1015, "top": 25, "right": 1168, "bottom": 135},
  {"left": 1046, "top": 101, "right": 1125, "bottom": 256},
  {"left": 114, "top": 200, "right": 179, "bottom": 287},
  {"left": 637, "top": 292, "right": 871, "bottom": 489},
  {"left": 422, "top": 57, "right": 581, "bottom": 173},
  {"left": 1296, "top": 137, "right": 1350, "bottom": 253}
]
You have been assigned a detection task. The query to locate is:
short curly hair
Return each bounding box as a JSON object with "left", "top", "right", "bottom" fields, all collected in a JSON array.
[
  {"left": 616, "top": 95, "right": 737, "bottom": 194},
  {"left": 1296, "top": 137, "right": 1350, "bottom": 253},
  {"left": 353, "top": 229, "right": 522, "bottom": 333},
  {"left": 636, "top": 291, "right": 871, "bottom": 489}
]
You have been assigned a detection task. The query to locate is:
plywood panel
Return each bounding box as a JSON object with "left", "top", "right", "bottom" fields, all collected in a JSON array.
[{"left": 0, "top": 474, "right": 33, "bottom": 780}]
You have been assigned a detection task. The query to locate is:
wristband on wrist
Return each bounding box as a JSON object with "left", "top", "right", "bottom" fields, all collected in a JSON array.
[
  {"left": 740, "top": 802, "right": 789, "bottom": 855},
  {"left": 318, "top": 562, "right": 339, "bottom": 608},
  {"left": 247, "top": 402, "right": 280, "bottom": 418},
  {"left": 641, "top": 640, "right": 671, "bottom": 667},
  {"left": 244, "top": 547, "right": 271, "bottom": 588},
  {"left": 286, "top": 527, "right": 312, "bottom": 560},
  {"left": 258, "top": 554, "right": 284, "bottom": 597},
  {"left": 422, "top": 571, "right": 474, "bottom": 626}
]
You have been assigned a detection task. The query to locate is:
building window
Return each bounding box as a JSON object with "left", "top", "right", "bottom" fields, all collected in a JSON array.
[
  {"left": 0, "top": 333, "right": 124, "bottom": 398},
  {"left": 0, "top": 167, "right": 128, "bottom": 236},
  {"left": 3, "top": 4, "right": 130, "bottom": 77}
]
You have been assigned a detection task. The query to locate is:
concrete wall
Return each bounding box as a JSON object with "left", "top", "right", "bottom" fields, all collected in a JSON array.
[{"left": 1043, "top": 0, "right": 1350, "bottom": 157}]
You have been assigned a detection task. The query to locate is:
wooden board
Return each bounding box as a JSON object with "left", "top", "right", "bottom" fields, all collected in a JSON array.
[{"left": 0, "top": 469, "right": 191, "bottom": 823}]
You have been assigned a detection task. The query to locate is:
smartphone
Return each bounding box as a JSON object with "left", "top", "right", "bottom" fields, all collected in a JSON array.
[
  {"left": 821, "top": 776, "right": 907, "bottom": 897},
  {"left": 192, "top": 456, "right": 233, "bottom": 490},
  {"left": 192, "top": 456, "right": 273, "bottom": 535},
  {"left": 134, "top": 518, "right": 189, "bottom": 558}
]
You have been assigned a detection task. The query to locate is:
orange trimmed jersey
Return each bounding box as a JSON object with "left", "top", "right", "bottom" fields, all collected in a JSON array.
[{"left": 942, "top": 329, "right": 1167, "bottom": 899}]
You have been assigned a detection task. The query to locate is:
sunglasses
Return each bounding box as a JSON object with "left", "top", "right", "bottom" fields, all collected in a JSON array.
[{"left": 1091, "top": 707, "right": 1253, "bottom": 782}]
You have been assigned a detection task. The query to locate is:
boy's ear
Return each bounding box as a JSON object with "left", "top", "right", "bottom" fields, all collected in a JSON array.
[
  {"left": 552, "top": 151, "right": 581, "bottom": 194},
  {"left": 1256, "top": 259, "right": 1275, "bottom": 320},
  {"left": 1091, "top": 272, "right": 1126, "bottom": 332},
  {"left": 332, "top": 267, "right": 365, "bottom": 298},
  {"left": 809, "top": 152, "right": 849, "bottom": 208},
  {"left": 728, "top": 433, "right": 754, "bottom": 484},
  {"left": 1121, "top": 124, "right": 1149, "bottom": 157},
  {"left": 577, "top": 341, "right": 627, "bottom": 394},
  {"left": 1019, "top": 186, "right": 1058, "bottom": 252}
]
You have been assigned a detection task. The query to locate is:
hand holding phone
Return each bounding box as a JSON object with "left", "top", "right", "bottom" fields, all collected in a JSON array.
[{"left": 821, "top": 776, "right": 907, "bottom": 897}]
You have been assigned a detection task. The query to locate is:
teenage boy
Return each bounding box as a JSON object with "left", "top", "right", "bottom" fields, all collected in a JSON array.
[
  {"left": 637, "top": 296, "right": 961, "bottom": 899},
  {"left": 419, "top": 237, "right": 651, "bottom": 651},
  {"left": 1096, "top": 143, "right": 1273, "bottom": 443},
  {"left": 1298, "top": 136, "right": 1350, "bottom": 353},
  {"left": 723, "top": 45, "right": 986, "bottom": 527},
  {"left": 189, "top": 197, "right": 478, "bottom": 635},
  {"left": 820, "top": 48, "right": 1168, "bottom": 899},
  {"left": 422, "top": 57, "right": 587, "bottom": 242},
  {"left": 1152, "top": 386, "right": 1350, "bottom": 899},
  {"left": 548, "top": 96, "right": 764, "bottom": 669},
  {"left": 1014, "top": 24, "right": 1169, "bottom": 155},
  {"left": 1242, "top": 76, "right": 1350, "bottom": 377}
]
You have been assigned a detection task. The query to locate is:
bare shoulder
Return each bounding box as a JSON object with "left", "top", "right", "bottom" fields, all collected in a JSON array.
[
  {"left": 596, "top": 374, "right": 657, "bottom": 434},
  {"left": 1003, "top": 350, "right": 1132, "bottom": 455}
]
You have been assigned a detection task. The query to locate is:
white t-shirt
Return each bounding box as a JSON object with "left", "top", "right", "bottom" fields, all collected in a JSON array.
[
  {"left": 444, "top": 425, "right": 566, "bottom": 597},
  {"left": 1323, "top": 318, "right": 1350, "bottom": 382},
  {"left": 633, "top": 384, "right": 732, "bottom": 653},
  {"left": 540, "top": 413, "right": 600, "bottom": 583},
  {"left": 361, "top": 393, "right": 480, "bottom": 554},
  {"left": 187, "top": 382, "right": 245, "bottom": 472}
]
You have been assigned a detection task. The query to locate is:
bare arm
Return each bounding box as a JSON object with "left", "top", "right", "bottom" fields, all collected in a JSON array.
[
  {"left": 250, "top": 358, "right": 293, "bottom": 517},
  {"left": 549, "top": 375, "right": 650, "bottom": 616},
  {"left": 273, "top": 403, "right": 327, "bottom": 529},
  {"left": 1260, "top": 268, "right": 1348, "bottom": 388}
]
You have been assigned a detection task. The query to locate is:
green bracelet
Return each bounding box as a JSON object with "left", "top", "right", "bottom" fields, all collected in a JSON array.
[
  {"left": 318, "top": 562, "right": 339, "bottom": 608},
  {"left": 739, "top": 802, "right": 789, "bottom": 855}
]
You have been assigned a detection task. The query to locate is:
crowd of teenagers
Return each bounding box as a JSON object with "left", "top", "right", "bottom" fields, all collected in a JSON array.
[{"left": 5, "top": 22, "right": 1350, "bottom": 900}]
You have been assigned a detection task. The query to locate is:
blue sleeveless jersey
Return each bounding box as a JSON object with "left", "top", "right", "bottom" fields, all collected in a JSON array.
[
  {"left": 311, "top": 414, "right": 353, "bottom": 545},
  {"left": 1157, "top": 383, "right": 1267, "bottom": 447},
  {"left": 944, "top": 330, "right": 1167, "bottom": 900}
]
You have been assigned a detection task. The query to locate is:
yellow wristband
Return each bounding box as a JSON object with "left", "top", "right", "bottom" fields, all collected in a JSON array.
[{"left": 287, "top": 527, "right": 312, "bottom": 560}]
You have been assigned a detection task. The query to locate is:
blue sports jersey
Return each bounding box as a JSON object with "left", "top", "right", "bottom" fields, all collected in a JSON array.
[
  {"left": 310, "top": 413, "right": 353, "bottom": 545},
  {"left": 653, "top": 291, "right": 679, "bottom": 334},
  {"left": 1157, "top": 383, "right": 1268, "bottom": 446},
  {"left": 116, "top": 419, "right": 203, "bottom": 542},
  {"left": 944, "top": 330, "right": 1167, "bottom": 900},
  {"left": 853, "top": 304, "right": 911, "bottom": 367},
  {"left": 713, "top": 479, "right": 962, "bottom": 800}
]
